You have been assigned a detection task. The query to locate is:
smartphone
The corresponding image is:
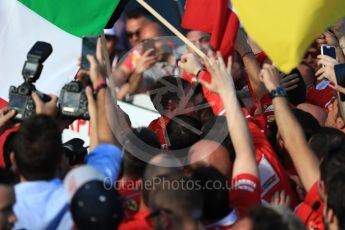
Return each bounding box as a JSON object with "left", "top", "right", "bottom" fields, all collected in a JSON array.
[
  {"left": 335, "top": 63, "right": 345, "bottom": 101},
  {"left": 81, "top": 36, "right": 98, "bottom": 70},
  {"left": 142, "top": 39, "right": 156, "bottom": 56},
  {"left": 321, "top": 45, "right": 336, "bottom": 59}
]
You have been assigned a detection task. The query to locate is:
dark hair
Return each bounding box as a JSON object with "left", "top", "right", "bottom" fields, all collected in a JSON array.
[
  {"left": 13, "top": 115, "right": 63, "bottom": 181},
  {"left": 184, "top": 30, "right": 193, "bottom": 37},
  {"left": 123, "top": 128, "right": 161, "bottom": 180},
  {"left": 284, "top": 69, "right": 306, "bottom": 106},
  {"left": 201, "top": 116, "right": 235, "bottom": 162},
  {"left": 166, "top": 115, "right": 202, "bottom": 150},
  {"left": 191, "top": 166, "right": 230, "bottom": 222},
  {"left": 0, "top": 168, "right": 16, "bottom": 185},
  {"left": 309, "top": 127, "right": 345, "bottom": 159},
  {"left": 291, "top": 109, "right": 320, "bottom": 141},
  {"left": 149, "top": 76, "right": 192, "bottom": 114},
  {"left": 320, "top": 143, "right": 345, "bottom": 184},
  {"left": 248, "top": 206, "right": 289, "bottom": 230},
  {"left": 326, "top": 169, "right": 345, "bottom": 230},
  {"left": 126, "top": 7, "right": 151, "bottom": 20},
  {"left": 3, "top": 131, "right": 18, "bottom": 169}
]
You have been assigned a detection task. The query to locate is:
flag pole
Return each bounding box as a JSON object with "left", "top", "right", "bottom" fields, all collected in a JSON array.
[
  {"left": 100, "top": 32, "right": 113, "bottom": 78},
  {"left": 136, "top": 0, "right": 206, "bottom": 59}
]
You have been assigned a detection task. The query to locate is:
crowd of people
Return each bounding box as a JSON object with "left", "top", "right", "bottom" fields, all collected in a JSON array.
[{"left": 1, "top": 6, "right": 345, "bottom": 230}]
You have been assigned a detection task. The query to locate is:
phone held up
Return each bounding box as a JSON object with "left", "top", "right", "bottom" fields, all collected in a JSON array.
[
  {"left": 81, "top": 36, "right": 98, "bottom": 70},
  {"left": 321, "top": 45, "right": 336, "bottom": 68},
  {"left": 335, "top": 64, "right": 345, "bottom": 101}
]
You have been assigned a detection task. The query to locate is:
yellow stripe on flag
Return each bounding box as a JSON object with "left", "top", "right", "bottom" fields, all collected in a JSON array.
[{"left": 232, "top": 0, "right": 345, "bottom": 73}]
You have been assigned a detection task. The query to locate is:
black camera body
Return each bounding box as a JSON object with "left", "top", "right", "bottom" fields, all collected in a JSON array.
[
  {"left": 59, "top": 80, "right": 89, "bottom": 120},
  {"left": 8, "top": 41, "right": 52, "bottom": 121},
  {"left": 9, "top": 84, "right": 50, "bottom": 121},
  {"left": 63, "top": 138, "right": 88, "bottom": 166}
]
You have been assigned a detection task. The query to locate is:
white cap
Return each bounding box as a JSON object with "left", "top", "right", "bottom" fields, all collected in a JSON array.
[
  {"left": 64, "top": 165, "right": 105, "bottom": 202},
  {"left": 104, "top": 27, "right": 117, "bottom": 36}
]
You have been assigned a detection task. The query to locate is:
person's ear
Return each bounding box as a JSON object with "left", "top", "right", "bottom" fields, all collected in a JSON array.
[
  {"left": 336, "top": 117, "right": 345, "bottom": 130},
  {"left": 318, "top": 180, "right": 327, "bottom": 201},
  {"left": 9, "top": 152, "right": 16, "bottom": 167}
]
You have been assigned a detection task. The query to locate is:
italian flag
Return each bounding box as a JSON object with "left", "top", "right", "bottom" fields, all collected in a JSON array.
[{"left": 0, "top": 0, "right": 121, "bottom": 100}]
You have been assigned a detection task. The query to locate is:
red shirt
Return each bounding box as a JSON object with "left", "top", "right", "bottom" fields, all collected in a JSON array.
[
  {"left": 295, "top": 181, "right": 324, "bottom": 230},
  {"left": 118, "top": 180, "right": 142, "bottom": 219},
  {"left": 147, "top": 116, "right": 170, "bottom": 148},
  {"left": 229, "top": 173, "right": 261, "bottom": 218},
  {"left": 244, "top": 109, "right": 299, "bottom": 209},
  {"left": 306, "top": 80, "right": 336, "bottom": 111},
  {"left": 122, "top": 49, "right": 142, "bottom": 75},
  {"left": 118, "top": 210, "right": 153, "bottom": 230}
]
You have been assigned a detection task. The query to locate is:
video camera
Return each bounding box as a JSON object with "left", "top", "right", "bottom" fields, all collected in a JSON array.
[{"left": 8, "top": 41, "right": 52, "bottom": 121}]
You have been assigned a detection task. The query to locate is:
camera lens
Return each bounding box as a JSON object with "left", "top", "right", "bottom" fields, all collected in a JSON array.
[{"left": 19, "top": 86, "right": 29, "bottom": 95}]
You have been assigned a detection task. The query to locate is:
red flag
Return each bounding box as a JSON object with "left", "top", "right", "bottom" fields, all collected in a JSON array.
[{"left": 182, "top": 0, "right": 239, "bottom": 59}]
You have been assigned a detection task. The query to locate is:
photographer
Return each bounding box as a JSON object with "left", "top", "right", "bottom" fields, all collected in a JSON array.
[
  {"left": 10, "top": 113, "right": 72, "bottom": 230},
  {"left": 4, "top": 48, "right": 124, "bottom": 229}
]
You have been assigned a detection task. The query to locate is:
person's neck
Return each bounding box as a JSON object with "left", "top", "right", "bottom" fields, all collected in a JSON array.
[
  {"left": 138, "top": 193, "right": 148, "bottom": 212},
  {"left": 19, "top": 174, "right": 57, "bottom": 183},
  {"left": 20, "top": 175, "right": 27, "bottom": 182}
]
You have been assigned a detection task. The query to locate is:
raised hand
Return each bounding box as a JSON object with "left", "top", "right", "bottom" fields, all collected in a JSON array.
[
  {"left": 198, "top": 51, "right": 235, "bottom": 95},
  {"left": 315, "top": 55, "right": 339, "bottom": 83},
  {"left": 134, "top": 49, "right": 157, "bottom": 74},
  {"left": 86, "top": 55, "right": 106, "bottom": 88},
  {"left": 259, "top": 64, "right": 281, "bottom": 92},
  {"left": 32, "top": 92, "right": 58, "bottom": 117},
  {"left": 234, "top": 28, "right": 252, "bottom": 56},
  {"left": 270, "top": 190, "right": 291, "bottom": 208},
  {"left": 178, "top": 53, "right": 203, "bottom": 76},
  {"left": 0, "top": 108, "right": 16, "bottom": 135},
  {"left": 316, "top": 31, "right": 339, "bottom": 48},
  {"left": 280, "top": 72, "right": 300, "bottom": 91}
]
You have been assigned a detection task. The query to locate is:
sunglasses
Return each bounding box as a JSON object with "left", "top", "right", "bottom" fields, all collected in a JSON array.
[
  {"left": 126, "top": 30, "right": 140, "bottom": 39},
  {"left": 191, "top": 35, "right": 211, "bottom": 45},
  {"left": 303, "top": 50, "right": 319, "bottom": 59},
  {"left": 145, "top": 209, "right": 173, "bottom": 227}
]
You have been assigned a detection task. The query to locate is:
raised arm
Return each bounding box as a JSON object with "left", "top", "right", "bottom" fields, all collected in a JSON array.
[
  {"left": 200, "top": 52, "right": 258, "bottom": 178},
  {"left": 127, "top": 48, "right": 156, "bottom": 94},
  {"left": 234, "top": 29, "right": 267, "bottom": 103},
  {"left": 87, "top": 55, "right": 120, "bottom": 146},
  {"left": 259, "top": 64, "right": 320, "bottom": 190}
]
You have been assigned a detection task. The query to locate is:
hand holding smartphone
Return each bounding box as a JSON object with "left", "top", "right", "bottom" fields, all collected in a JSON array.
[
  {"left": 321, "top": 45, "right": 336, "bottom": 67},
  {"left": 81, "top": 36, "right": 98, "bottom": 70},
  {"left": 142, "top": 39, "right": 156, "bottom": 56},
  {"left": 335, "top": 63, "right": 345, "bottom": 101}
]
